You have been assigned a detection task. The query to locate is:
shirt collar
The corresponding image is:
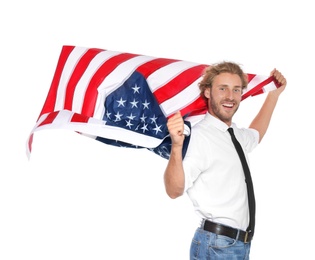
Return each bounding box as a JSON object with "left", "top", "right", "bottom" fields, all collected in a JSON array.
[{"left": 204, "top": 112, "right": 236, "bottom": 133}]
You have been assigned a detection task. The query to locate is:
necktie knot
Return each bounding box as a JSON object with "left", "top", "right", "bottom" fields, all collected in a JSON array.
[{"left": 227, "top": 127, "right": 234, "bottom": 135}]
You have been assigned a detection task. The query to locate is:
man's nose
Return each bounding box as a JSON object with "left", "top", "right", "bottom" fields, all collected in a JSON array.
[{"left": 225, "top": 89, "right": 233, "bottom": 99}]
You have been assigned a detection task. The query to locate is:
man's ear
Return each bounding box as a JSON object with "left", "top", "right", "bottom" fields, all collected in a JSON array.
[{"left": 204, "top": 88, "right": 210, "bottom": 99}]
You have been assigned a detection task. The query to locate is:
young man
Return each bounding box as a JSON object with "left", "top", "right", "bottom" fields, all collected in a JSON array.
[{"left": 164, "top": 62, "right": 286, "bottom": 259}]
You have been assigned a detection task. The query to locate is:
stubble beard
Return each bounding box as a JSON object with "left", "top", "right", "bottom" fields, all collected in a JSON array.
[{"left": 209, "top": 97, "right": 239, "bottom": 125}]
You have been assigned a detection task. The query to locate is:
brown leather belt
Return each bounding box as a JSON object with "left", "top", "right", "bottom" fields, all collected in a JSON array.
[{"left": 203, "top": 220, "right": 253, "bottom": 243}]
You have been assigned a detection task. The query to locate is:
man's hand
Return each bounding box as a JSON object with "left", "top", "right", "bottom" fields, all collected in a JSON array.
[
  {"left": 167, "top": 111, "right": 185, "bottom": 147},
  {"left": 270, "top": 69, "right": 287, "bottom": 97}
]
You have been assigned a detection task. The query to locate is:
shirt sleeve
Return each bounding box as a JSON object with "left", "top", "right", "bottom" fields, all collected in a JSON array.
[
  {"left": 182, "top": 130, "right": 209, "bottom": 191},
  {"left": 242, "top": 127, "right": 259, "bottom": 153}
]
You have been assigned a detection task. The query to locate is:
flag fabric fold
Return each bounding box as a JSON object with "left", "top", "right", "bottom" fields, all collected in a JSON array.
[{"left": 26, "top": 45, "right": 280, "bottom": 160}]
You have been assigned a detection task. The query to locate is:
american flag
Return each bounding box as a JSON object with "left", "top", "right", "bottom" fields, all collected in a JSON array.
[{"left": 26, "top": 45, "right": 280, "bottom": 159}]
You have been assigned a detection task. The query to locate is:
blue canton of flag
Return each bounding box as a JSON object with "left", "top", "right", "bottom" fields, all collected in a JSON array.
[{"left": 96, "top": 71, "right": 190, "bottom": 159}]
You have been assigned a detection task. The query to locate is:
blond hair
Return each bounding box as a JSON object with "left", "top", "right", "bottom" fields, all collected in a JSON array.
[{"left": 198, "top": 61, "right": 248, "bottom": 102}]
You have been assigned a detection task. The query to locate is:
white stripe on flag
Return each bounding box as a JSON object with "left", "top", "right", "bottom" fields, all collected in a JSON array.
[
  {"left": 246, "top": 75, "right": 269, "bottom": 92},
  {"left": 262, "top": 81, "right": 278, "bottom": 93},
  {"left": 72, "top": 50, "right": 122, "bottom": 113},
  {"left": 147, "top": 60, "right": 199, "bottom": 92},
  {"left": 33, "top": 111, "right": 166, "bottom": 149},
  {"left": 55, "top": 47, "right": 88, "bottom": 111},
  {"left": 160, "top": 77, "right": 203, "bottom": 116}
]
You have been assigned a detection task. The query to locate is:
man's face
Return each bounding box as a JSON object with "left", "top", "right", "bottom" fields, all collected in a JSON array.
[{"left": 204, "top": 72, "right": 243, "bottom": 125}]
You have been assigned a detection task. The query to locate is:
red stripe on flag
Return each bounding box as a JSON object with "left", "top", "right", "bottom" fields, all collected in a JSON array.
[
  {"left": 71, "top": 113, "right": 89, "bottom": 123},
  {"left": 64, "top": 48, "right": 104, "bottom": 110},
  {"left": 166, "top": 96, "right": 207, "bottom": 119},
  {"left": 241, "top": 76, "right": 275, "bottom": 101},
  {"left": 154, "top": 64, "right": 207, "bottom": 103},
  {"left": 136, "top": 58, "right": 178, "bottom": 78},
  {"left": 249, "top": 76, "right": 281, "bottom": 98},
  {"left": 81, "top": 53, "right": 139, "bottom": 117},
  {"left": 38, "top": 46, "right": 75, "bottom": 119},
  {"left": 247, "top": 73, "right": 256, "bottom": 82},
  {"left": 251, "top": 89, "right": 264, "bottom": 97},
  {"left": 180, "top": 97, "right": 207, "bottom": 118},
  {"left": 38, "top": 111, "right": 59, "bottom": 127},
  {"left": 27, "top": 133, "right": 34, "bottom": 155}
]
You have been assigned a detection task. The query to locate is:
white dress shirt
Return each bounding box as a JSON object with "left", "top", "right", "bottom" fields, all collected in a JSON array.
[{"left": 183, "top": 113, "right": 259, "bottom": 231}]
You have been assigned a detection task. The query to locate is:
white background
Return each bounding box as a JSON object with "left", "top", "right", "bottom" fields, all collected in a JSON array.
[{"left": 1, "top": 1, "right": 314, "bottom": 259}]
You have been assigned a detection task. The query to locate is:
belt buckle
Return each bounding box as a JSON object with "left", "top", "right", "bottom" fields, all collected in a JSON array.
[{"left": 244, "top": 231, "right": 250, "bottom": 243}]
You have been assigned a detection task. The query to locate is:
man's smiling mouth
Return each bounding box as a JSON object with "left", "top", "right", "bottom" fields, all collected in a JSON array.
[{"left": 222, "top": 102, "right": 234, "bottom": 108}]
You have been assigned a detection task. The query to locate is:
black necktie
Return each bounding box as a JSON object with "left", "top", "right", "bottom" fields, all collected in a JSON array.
[{"left": 227, "top": 127, "right": 256, "bottom": 236}]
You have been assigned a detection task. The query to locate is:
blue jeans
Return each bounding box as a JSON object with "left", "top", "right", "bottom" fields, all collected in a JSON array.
[{"left": 190, "top": 228, "right": 251, "bottom": 260}]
